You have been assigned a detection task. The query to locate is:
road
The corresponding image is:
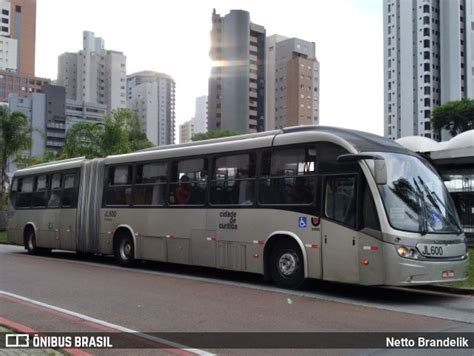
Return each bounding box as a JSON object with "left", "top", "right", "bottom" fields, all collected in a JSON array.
[{"left": 0, "top": 244, "right": 473, "bottom": 355}]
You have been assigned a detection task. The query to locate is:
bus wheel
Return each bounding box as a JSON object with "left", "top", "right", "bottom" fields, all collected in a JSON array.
[
  {"left": 25, "top": 230, "right": 39, "bottom": 255},
  {"left": 270, "top": 240, "right": 305, "bottom": 289},
  {"left": 114, "top": 232, "right": 135, "bottom": 267}
]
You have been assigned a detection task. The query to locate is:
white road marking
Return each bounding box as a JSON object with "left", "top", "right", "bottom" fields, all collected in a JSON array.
[
  {"left": 2, "top": 245, "right": 473, "bottom": 324},
  {"left": 0, "top": 290, "right": 215, "bottom": 356}
]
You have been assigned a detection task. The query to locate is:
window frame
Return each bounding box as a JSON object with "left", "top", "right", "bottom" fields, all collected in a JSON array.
[
  {"left": 257, "top": 144, "right": 318, "bottom": 207},
  {"left": 12, "top": 169, "right": 80, "bottom": 210},
  {"left": 322, "top": 173, "right": 360, "bottom": 230},
  {"left": 104, "top": 164, "right": 134, "bottom": 207},
  {"left": 209, "top": 151, "right": 257, "bottom": 207},
  {"left": 31, "top": 174, "right": 50, "bottom": 208},
  {"left": 168, "top": 157, "right": 208, "bottom": 207},
  {"left": 48, "top": 172, "right": 62, "bottom": 208},
  {"left": 15, "top": 176, "right": 34, "bottom": 209},
  {"left": 103, "top": 155, "right": 212, "bottom": 209},
  {"left": 61, "top": 171, "right": 79, "bottom": 208},
  {"left": 132, "top": 161, "right": 168, "bottom": 207}
]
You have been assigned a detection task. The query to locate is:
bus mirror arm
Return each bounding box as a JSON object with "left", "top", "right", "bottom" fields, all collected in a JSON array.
[
  {"left": 373, "top": 159, "right": 387, "bottom": 185},
  {"left": 336, "top": 154, "right": 387, "bottom": 185}
]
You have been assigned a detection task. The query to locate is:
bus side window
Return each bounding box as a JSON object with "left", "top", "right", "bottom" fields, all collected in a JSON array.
[
  {"left": 62, "top": 173, "right": 77, "bottom": 207},
  {"left": 9, "top": 178, "right": 18, "bottom": 206},
  {"left": 210, "top": 153, "right": 256, "bottom": 205},
  {"left": 259, "top": 147, "right": 316, "bottom": 205},
  {"left": 32, "top": 175, "right": 50, "bottom": 208},
  {"left": 169, "top": 158, "right": 207, "bottom": 205},
  {"left": 106, "top": 166, "right": 133, "bottom": 206},
  {"left": 16, "top": 176, "right": 33, "bottom": 208},
  {"left": 133, "top": 162, "right": 167, "bottom": 206},
  {"left": 48, "top": 173, "right": 61, "bottom": 207},
  {"left": 324, "top": 176, "right": 357, "bottom": 228}
]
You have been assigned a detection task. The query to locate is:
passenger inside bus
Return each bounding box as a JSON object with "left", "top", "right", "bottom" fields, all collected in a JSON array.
[{"left": 176, "top": 175, "right": 191, "bottom": 204}]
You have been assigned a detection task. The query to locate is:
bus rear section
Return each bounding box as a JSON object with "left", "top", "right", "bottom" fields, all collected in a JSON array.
[{"left": 6, "top": 159, "right": 85, "bottom": 254}]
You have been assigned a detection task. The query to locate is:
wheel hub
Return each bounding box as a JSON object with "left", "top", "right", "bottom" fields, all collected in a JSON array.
[
  {"left": 120, "top": 241, "right": 132, "bottom": 260},
  {"left": 278, "top": 252, "right": 298, "bottom": 277}
]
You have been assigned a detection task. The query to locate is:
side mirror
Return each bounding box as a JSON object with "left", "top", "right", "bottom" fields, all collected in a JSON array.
[{"left": 337, "top": 153, "right": 387, "bottom": 185}]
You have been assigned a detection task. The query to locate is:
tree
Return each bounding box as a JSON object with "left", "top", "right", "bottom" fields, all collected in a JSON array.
[
  {"left": 61, "top": 108, "right": 153, "bottom": 159},
  {"left": 60, "top": 121, "right": 104, "bottom": 159},
  {"left": 102, "top": 108, "right": 152, "bottom": 155},
  {"left": 15, "top": 150, "right": 59, "bottom": 169},
  {"left": 431, "top": 98, "right": 474, "bottom": 137},
  {"left": 191, "top": 129, "right": 242, "bottom": 141},
  {"left": 0, "top": 107, "right": 32, "bottom": 196}
]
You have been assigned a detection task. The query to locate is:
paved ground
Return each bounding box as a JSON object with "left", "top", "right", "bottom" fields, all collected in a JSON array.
[{"left": 0, "top": 244, "right": 473, "bottom": 355}]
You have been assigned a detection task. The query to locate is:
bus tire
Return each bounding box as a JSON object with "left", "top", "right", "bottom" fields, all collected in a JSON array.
[
  {"left": 114, "top": 231, "right": 135, "bottom": 267},
  {"left": 270, "top": 239, "right": 305, "bottom": 289},
  {"left": 25, "top": 230, "right": 39, "bottom": 255}
]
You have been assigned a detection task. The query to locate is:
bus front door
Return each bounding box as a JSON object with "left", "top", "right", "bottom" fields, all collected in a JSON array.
[{"left": 321, "top": 174, "right": 360, "bottom": 284}]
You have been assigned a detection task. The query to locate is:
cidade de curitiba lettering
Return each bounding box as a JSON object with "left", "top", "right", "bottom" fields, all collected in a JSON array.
[
  {"left": 219, "top": 210, "right": 238, "bottom": 230},
  {"left": 386, "top": 336, "right": 469, "bottom": 348}
]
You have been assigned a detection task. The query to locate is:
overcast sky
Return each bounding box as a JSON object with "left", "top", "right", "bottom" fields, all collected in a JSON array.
[{"left": 36, "top": 0, "right": 383, "bottom": 136}]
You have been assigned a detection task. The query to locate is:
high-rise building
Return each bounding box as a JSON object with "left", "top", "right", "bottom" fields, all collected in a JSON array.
[
  {"left": 179, "top": 119, "right": 194, "bottom": 144},
  {"left": 8, "top": 84, "right": 67, "bottom": 156},
  {"left": 8, "top": 83, "right": 107, "bottom": 158},
  {"left": 193, "top": 95, "right": 207, "bottom": 134},
  {"left": 0, "top": 71, "right": 49, "bottom": 101},
  {"left": 8, "top": 92, "right": 46, "bottom": 157},
  {"left": 0, "top": 0, "right": 50, "bottom": 102},
  {"left": 384, "top": 0, "right": 474, "bottom": 141},
  {"left": 0, "top": 0, "right": 36, "bottom": 75},
  {"left": 57, "top": 31, "right": 127, "bottom": 114},
  {"left": 65, "top": 99, "right": 107, "bottom": 130},
  {"left": 265, "top": 35, "right": 320, "bottom": 130},
  {"left": 208, "top": 9, "right": 265, "bottom": 133},
  {"left": 179, "top": 96, "right": 206, "bottom": 144},
  {"left": 127, "top": 71, "right": 176, "bottom": 146},
  {"left": 0, "top": 1, "right": 17, "bottom": 72},
  {"left": 42, "top": 85, "right": 67, "bottom": 150}
]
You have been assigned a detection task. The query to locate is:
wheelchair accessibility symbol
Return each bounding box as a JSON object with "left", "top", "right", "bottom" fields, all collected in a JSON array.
[{"left": 298, "top": 217, "right": 307, "bottom": 229}]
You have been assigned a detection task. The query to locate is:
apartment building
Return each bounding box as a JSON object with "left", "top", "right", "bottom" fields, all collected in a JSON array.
[{"left": 208, "top": 9, "right": 265, "bottom": 133}]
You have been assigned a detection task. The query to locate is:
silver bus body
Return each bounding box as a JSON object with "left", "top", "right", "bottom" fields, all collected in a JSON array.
[{"left": 6, "top": 126, "right": 469, "bottom": 288}]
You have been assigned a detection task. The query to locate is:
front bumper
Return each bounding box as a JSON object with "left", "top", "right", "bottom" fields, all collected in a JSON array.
[{"left": 384, "top": 245, "right": 469, "bottom": 285}]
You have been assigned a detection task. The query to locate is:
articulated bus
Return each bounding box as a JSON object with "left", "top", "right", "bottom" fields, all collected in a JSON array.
[{"left": 6, "top": 126, "right": 469, "bottom": 288}]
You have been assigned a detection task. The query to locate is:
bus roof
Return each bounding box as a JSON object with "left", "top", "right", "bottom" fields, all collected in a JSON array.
[
  {"left": 13, "top": 157, "right": 87, "bottom": 177},
  {"left": 282, "top": 126, "right": 412, "bottom": 154},
  {"left": 13, "top": 126, "right": 414, "bottom": 175},
  {"left": 105, "top": 125, "right": 413, "bottom": 164}
]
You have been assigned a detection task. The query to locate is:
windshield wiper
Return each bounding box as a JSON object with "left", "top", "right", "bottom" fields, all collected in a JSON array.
[
  {"left": 413, "top": 178, "right": 428, "bottom": 235},
  {"left": 417, "top": 176, "right": 463, "bottom": 235}
]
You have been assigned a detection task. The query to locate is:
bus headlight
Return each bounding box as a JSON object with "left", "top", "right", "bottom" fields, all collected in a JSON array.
[{"left": 396, "top": 245, "right": 420, "bottom": 260}]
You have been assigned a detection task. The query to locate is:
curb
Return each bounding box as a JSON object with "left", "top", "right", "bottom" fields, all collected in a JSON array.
[{"left": 408, "top": 284, "right": 474, "bottom": 296}]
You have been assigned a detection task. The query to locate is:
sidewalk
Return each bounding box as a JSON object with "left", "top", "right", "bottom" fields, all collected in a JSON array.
[{"left": 0, "top": 326, "right": 63, "bottom": 356}]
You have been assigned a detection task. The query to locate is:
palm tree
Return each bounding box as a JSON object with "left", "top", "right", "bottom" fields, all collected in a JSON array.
[{"left": 0, "top": 106, "right": 31, "bottom": 197}]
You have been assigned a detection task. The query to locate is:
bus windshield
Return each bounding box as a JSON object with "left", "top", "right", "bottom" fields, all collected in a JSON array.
[{"left": 367, "top": 152, "right": 462, "bottom": 235}]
